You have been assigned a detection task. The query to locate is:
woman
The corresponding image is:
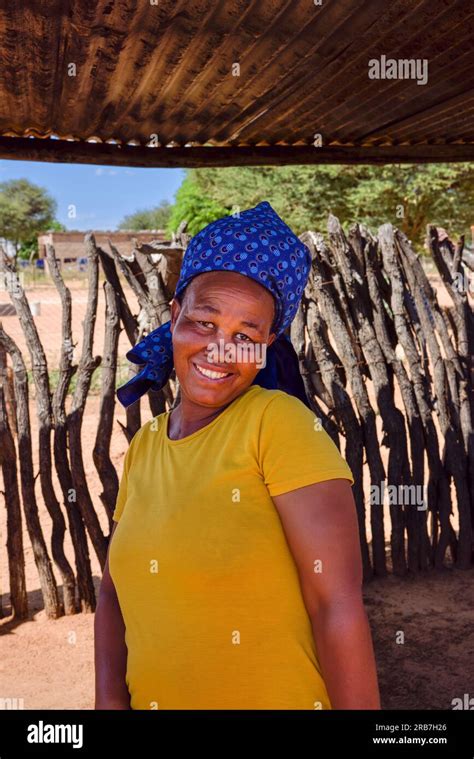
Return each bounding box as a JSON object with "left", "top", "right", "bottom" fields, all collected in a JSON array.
[{"left": 94, "top": 201, "right": 380, "bottom": 710}]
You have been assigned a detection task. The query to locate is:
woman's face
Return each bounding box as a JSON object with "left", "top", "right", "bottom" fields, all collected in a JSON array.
[{"left": 170, "top": 271, "right": 277, "bottom": 409}]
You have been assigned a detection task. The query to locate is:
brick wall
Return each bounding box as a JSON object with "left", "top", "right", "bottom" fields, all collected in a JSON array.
[{"left": 38, "top": 230, "right": 167, "bottom": 269}]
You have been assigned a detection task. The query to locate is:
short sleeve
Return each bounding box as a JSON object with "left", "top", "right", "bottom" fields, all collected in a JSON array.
[{"left": 258, "top": 392, "right": 354, "bottom": 497}]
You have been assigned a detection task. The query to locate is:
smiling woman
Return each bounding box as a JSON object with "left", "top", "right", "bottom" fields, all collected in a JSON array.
[
  {"left": 94, "top": 201, "right": 381, "bottom": 711},
  {"left": 168, "top": 270, "right": 277, "bottom": 426}
]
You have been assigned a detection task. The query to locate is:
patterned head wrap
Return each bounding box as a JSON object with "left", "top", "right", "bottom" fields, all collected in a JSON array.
[{"left": 116, "top": 201, "right": 312, "bottom": 408}]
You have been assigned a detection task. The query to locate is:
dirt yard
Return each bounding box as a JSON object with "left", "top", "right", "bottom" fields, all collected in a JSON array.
[
  {"left": 1, "top": 273, "right": 473, "bottom": 710},
  {"left": 1, "top": 558, "right": 474, "bottom": 710}
]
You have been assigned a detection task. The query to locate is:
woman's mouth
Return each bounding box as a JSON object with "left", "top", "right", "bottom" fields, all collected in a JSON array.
[{"left": 192, "top": 361, "right": 234, "bottom": 382}]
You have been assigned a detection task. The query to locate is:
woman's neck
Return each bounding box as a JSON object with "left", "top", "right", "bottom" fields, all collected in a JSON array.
[{"left": 167, "top": 398, "right": 232, "bottom": 440}]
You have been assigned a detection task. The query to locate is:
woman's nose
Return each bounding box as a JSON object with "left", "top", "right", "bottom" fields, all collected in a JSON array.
[
  {"left": 210, "top": 328, "right": 237, "bottom": 346},
  {"left": 204, "top": 331, "right": 238, "bottom": 364}
]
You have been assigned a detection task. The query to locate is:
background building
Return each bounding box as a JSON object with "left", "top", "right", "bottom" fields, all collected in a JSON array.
[{"left": 38, "top": 230, "right": 166, "bottom": 273}]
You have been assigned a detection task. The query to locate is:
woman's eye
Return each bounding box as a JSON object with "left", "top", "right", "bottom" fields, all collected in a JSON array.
[
  {"left": 197, "top": 320, "right": 214, "bottom": 329},
  {"left": 194, "top": 320, "right": 253, "bottom": 342}
]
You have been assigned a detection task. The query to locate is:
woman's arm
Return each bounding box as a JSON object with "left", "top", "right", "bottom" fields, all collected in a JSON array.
[
  {"left": 94, "top": 522, "right": 131, "bottom": 709},
  {"left": 272, "top": 478, "right": 381, "bottom": 709}
]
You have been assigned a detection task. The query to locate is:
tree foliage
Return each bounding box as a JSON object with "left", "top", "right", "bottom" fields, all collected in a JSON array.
[
  {"left": 18, "top": 219, "right": 66, "bottom": 261},
  {"left": 118, "top": 200, "right": 173, "bottom": 231},
  {"left": 168, "top": 180, "right": 228, "bottom": 236},
  {"left": 169, "top": 164, "right": 474, "bottom": 248},
  {"left": 0, "top": 178, "right": 57, "bottom": 257}
]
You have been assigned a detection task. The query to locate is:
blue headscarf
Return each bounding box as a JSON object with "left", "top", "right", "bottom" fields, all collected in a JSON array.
[{"left": 116, "top": 201, "right": 312, "bottom": 408}]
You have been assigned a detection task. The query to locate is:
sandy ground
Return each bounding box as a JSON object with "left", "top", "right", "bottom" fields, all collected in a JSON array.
[
  {"left": 1, "top": 558, "right": 474, "bottom": 709},
  {"left": 0, "top": 277, "right": 139, "bottom": 382},
  {"left": 0, "top": 272, "right": 473, "bottom": 710}
]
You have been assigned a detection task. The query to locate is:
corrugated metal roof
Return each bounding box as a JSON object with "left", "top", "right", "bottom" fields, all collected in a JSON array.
[{"left": 0, "top": 0, "right": 473, "bottom": 165}]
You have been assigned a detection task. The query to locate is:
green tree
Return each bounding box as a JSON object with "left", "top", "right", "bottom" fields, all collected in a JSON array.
[
  {"left": 118, "top": 200, "right": 173, "bottom": 231},
  {"left": 346, "top": 164, "right": 474, "bottom": 244},
  {"left": 18, "top": 219, "right": 66, "bottom": 262},
  {"left": 168, "top": 180, "right": 229, "bottom": 236},
  {"left": 176, "top": 163, "right": 474, "bottom": 249},
  {"left": 0, "top": 178, "right": 57, "bottom": 260}
]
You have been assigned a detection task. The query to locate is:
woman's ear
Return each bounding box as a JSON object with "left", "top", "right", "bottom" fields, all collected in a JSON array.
[{"left": 170, "top": 297, "right": 181, "bottom": 332}]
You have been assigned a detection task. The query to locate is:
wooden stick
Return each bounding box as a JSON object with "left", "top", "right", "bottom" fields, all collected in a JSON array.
[
  {"left": 0, "top": 326, "right": 62, "bottom": 618},
  {"left": 0, "top": 249, "right": 76, "bottom": 613},
  {"left": 46, "top": 243, "right": 96, "bottom": 612}
]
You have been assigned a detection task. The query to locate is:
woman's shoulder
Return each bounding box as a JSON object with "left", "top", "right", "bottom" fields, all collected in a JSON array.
[
  {"left": 243, "top": 385, "right": 314, "bottom": 419},
  {"left": 126, "top": 409, "right": 169, "bottom": 449},
  {"left": 238, "top": 386, "right": 319, "bottom": 440},
  {"left": 250, "top": 387, "right": 354, "bottom": 490}
]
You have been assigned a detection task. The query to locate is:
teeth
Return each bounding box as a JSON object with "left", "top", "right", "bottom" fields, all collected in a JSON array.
[{"left": 195, "top": 363, "right": 231, "bottom": 379}]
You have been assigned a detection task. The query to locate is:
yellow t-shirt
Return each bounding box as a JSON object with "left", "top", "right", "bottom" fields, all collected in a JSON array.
[{"left": 109, "top": 385, "right": 354, "bottom": 710}]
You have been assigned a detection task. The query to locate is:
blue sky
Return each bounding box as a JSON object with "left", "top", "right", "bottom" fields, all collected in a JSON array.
[{"left": 0, "top": 159, "right": 186, "bottom": 231}]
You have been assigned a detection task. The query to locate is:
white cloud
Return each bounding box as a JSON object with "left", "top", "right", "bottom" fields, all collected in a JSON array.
[{"left": 94, "top": 168, "right": 118, "bottom": 176}]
